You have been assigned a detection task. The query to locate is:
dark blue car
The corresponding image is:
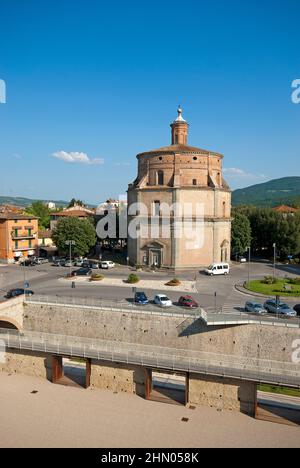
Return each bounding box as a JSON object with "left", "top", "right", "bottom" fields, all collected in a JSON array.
[{"left": 134, "top": 292, "right": 149, "bottom": 305}]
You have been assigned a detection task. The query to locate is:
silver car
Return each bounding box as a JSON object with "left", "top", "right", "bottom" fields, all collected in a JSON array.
[
  {"left": 245, "top": 301, "right": 266, "bottom": 315},
  {"left": 264, "top": 300, "right": 296, "bottom": 317},
  {"left": 278, "top": 303, "right": 297, "bottom": 318}
]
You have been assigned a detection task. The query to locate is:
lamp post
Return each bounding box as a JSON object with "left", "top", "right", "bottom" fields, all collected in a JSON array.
[
  {"left": 247, "top": 245, "right": 251, "bottom": 286},
  {"left": 65, "top": 240, "right": 76, "bottom": 278},
  {"left": 273, "top": 243, "right": 276, "bottom": 280}
]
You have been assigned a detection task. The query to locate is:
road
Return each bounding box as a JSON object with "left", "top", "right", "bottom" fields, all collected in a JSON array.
[
  {"left": 0, "top": 261, "right": 300, "bottom": 316},
  {"left": 258, "top": 391, "right": 300, "bottom": 411}
]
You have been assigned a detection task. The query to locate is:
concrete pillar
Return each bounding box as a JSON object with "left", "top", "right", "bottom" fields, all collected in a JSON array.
[
  {"left": 188, "top": 374, "right": 257, "bottom": 416},
  {"left": 52, "top": 355, "right": 63, "bottom": 383}
]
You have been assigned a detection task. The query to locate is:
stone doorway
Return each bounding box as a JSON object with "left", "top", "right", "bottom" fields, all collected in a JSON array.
[
  {"left": 141, "top": 241, "right": 165, "bottom": 268},
  {"left": 151, "top": 250, "right": 161, "bottom": 268}
]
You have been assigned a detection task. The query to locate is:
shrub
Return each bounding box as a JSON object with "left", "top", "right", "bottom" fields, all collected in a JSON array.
[
  {"left": 165, "top": 278, "right": 181, "bottom": 287},
  {"left": 90, "top": 274, "right": 104, "bottom": 282},
  {"left": 127, "top": 274, "right": 140, "bottom": 284},
  {"left": 135, "top": 264, "right": 143, "bottom": 271},
  {"left": 289, "top": 277, "right": 300, "bottom": 285},
  {"left": 263, "top": 276, "right": 279, "bottom": 285}
]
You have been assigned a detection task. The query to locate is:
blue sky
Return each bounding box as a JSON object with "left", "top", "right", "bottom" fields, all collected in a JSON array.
[{"left": 0, "top": 0, "right": 299, "bottom": 204}]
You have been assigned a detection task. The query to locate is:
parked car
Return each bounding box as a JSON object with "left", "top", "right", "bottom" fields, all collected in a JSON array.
[
  {"left": 205, "top": 263, "right": 230, "bottom": 276},
  {"left": 71, "top": 268, "right": 92, "bottom": 277},
  {"left": 239, "top": 257, "right": 247, "bottom": 263},
  {"left": 154, "top": 294, "right": 173, "bottom": 308},
  {"left": 278, "top": 303, "right": 297, "bottom": 318},
  {"left": 74, "top": 259, "right": 84, "bottom": 267},
  {"left": 5, "top": 289, "right": 34, "bottom": 298},
  {"left": 264, "top": 300, "right": 280, "bottom": 314},
  {"left": 134, "top": 292, "right": 149, "bottom": 305},
  {"left": 90, "top": 262, "right": 100, "bottom": 270},
  {"left": 34, "top": 257, "right": 49, "bottom": 265},
  {"left": 178, "top": 295, "right": 199, "bottom": 309},
  {"left": 264, "top": 300, "right": 296, "bottom": 317},
  {"left": 294, "top": 304, "right": 300, "bottom": 316},
  {"left": 53, "top": 260, "right": 65, "bottom": 267},
  {"left": 245, "top": 301, "right": 266, "bottom": 315},
  {"left": 20, "top": 259, "right": 35, "bottom": 267},
  {"left": 100, "top": 261, "right": 115, "bottom": 269},
  {"left": 64, "top": 260, "right": 75, "bottom": 267}
]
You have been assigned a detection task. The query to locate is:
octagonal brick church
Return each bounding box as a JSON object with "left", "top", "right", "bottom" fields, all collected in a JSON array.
[{"left": 127, "top": 108, "right": 232, "bottom": 270}]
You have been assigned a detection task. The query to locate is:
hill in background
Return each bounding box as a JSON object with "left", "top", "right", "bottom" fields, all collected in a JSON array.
[
  {"left": 232, "top": 177, "right": 300, "bottom": 208},
  {"left": 2, "top": 177, "right": 300, "bottom": 210},
  {"left": 0, "top": 196, "right": 69, "bottom": 208}
]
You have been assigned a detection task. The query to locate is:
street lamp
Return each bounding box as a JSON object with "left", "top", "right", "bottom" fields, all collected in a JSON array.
[
  {"left": 247, "top": 245, "right": 251, "bottom": 286},
  {"left": 65, "top": 240, "right": 76, "bottom": 278},
  {"left": 273, "top": 243, "right": 276, "bottom": 280}
]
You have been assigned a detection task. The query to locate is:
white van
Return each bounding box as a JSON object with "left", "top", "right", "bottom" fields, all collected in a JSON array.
[
  {"left": 205, "top": 263, "right": 230, "bottom": 276},
  {"left": 100, "top": 261, "right": 115, "bottom": 270}
]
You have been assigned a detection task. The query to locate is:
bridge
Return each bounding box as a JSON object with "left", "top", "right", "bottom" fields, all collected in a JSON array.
[
  {"left": 0, "top": 327, "right": 299, "bottom": 388},
  {"left": 0, "top": 295, "right": 299, "bottom": 416}
]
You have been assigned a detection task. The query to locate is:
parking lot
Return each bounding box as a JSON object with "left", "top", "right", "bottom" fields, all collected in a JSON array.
[{"left": 1, "top": 260, "right": 300, "bottom": 322}]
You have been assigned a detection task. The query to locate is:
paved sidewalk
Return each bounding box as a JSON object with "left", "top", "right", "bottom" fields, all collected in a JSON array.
[{"left": 60, "top": 276, "right": 197, "bottom": 292}]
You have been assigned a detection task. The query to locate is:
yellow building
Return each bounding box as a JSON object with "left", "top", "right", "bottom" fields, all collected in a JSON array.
[{"left": 0, "top": 214, "right": 39, "bottom": 263}]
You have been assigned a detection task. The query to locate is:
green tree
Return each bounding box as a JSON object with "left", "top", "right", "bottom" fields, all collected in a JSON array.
[
  {"left": 25, "top": 201, "right": 51, "bottom": 230},
  {"left": 273, "top": 216, "right": 300, "bottom": 258},
  {"left": 233, "top": 206, "right": 300, "bottom": 259},
  {"left": 68, "top": 198, "right": 85, "bottom": 208},
  {"left": 52, "top": 217, "right": 96, "bottom": 257},
  {"left": 231, "top": 212, "right": 252, "bottom": 258}
]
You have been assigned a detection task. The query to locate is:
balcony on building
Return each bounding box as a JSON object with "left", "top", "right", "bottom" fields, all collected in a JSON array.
[{"left": 11, "top": 230, "right": 36, "bottom": 240}]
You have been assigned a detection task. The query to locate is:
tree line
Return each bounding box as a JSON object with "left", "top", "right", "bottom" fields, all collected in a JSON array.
[{"left": 231, "top": 206, "right": 300, "bottom": 261}]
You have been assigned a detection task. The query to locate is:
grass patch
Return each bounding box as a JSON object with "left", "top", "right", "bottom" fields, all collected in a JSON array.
[
  {"left": 69, "top": 358, "right": 86, "bottom": 364},
  {"left": 258, "top": 384, "right": 300, "bottom": 398},
  {"left": 245, "top": 279, "right": 300, "bottom": 297}
]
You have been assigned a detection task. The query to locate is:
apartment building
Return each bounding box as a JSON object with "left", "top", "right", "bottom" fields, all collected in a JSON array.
[{"left": 0, "top": 213, "right": 39, "bottom": 263}]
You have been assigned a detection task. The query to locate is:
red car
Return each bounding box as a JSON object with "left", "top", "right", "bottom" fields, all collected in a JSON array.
[{"left": 178, "top": 296, "right": 199, "bottom": 309}]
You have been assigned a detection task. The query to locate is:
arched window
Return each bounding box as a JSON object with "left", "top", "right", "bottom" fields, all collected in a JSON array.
[{"left": 157, "top": 170, "right": 164, "bottom": 186}]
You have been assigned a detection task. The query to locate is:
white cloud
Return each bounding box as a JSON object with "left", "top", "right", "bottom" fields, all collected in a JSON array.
[
  {"left": 223, "top": 167, "right": 267, "bottom": 179},
  {"left": 52, "top": 151, "right": 104, "bottom": 166}
]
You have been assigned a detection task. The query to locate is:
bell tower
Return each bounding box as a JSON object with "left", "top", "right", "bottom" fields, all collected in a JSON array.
[{"left": 170, "top": 106, "right": 189, "bottom": 145}]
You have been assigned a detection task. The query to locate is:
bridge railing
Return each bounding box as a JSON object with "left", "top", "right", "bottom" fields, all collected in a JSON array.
[{"left": 0, "top": 327, "right": 299, "bottom": 388}]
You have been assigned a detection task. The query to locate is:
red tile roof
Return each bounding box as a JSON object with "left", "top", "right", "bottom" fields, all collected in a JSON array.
[
  {"left": 54, "top": 210, "right": 91, "bottom": 217},
  {"left": 273, "top": 205, "right": 299, "bottom": 214}
]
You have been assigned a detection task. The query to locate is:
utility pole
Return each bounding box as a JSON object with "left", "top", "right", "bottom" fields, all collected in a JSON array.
[
  {"left": 65, "top": 240, "right": 76, "bottom": 278},
  {"left": 273, "top": 243, "right": 276, "bottom": 280},
  {"left": 247, "top": 245, "right": 251, "bottom": 286}
]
